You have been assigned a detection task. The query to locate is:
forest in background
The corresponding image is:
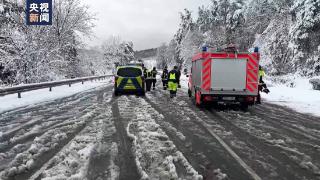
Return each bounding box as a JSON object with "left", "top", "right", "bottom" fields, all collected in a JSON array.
[
  {"left": 0, "top": 0, "right": 134, "bottom": 85},
  {"left": 155, "top": 0, "right": 320, "bottom": 77},
  {"left": 1, "top": 0, "right": 320, "bottom": 86}
]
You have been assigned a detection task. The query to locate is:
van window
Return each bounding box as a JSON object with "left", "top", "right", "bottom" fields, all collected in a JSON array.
[{"left": 117, "top": 67, "right": 142, "bottom": 77}]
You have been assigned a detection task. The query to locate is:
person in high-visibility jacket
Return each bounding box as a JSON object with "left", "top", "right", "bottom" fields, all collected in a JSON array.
[
  {"left": 151, "top": 67, "right": 157, "bottom": 90},
  {"left": 168, "top": 66, "right": 179, "bottom": 98},
  {"left": 161, "top": 66, "right": 169, "bottom": 90},
  {"left": 142, "top": 64, "right": 147, "bottom": 77},
  {"left": 145, "top": 69, "right": 153, "bottom": 91},
  {"left": 257, "top": 65, "right": 270, "bottom": 104}
]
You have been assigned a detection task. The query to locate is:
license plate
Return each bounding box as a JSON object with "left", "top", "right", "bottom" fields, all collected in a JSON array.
[{"left": 223, "top": 97, "right": 236, "bottom": 101}]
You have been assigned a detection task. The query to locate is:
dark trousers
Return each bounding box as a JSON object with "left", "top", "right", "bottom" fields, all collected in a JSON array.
[
  {"left": 257, "top": 81, "right": 268, "bottom": 103},
  {"left": 146, "top": 79, "right": 152, "bottom": 91},
  {"left": 162, "top": 80, "right": 168, "bottom": 89},
  {"left": 257, "top": 89, "right": 261, "bottom": 104},
  {"left": 152, "top": 79, "right": 156, "bottom": 89}
]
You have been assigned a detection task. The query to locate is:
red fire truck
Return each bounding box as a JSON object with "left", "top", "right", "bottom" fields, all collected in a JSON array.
[{"left": 188, "top": 46, "right": 260, "bottom": 109}]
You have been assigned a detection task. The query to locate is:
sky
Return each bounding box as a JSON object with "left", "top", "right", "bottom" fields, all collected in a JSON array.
[{"left": 82, "top": 0, "right": 211, "bottom": 51}]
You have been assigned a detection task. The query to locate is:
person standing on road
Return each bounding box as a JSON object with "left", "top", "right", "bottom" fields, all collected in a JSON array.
[
  {"left": 257, "top": 65, "right": 270, "bottom": 104},
  {"left": 142, "top": 64, "right": 147, "bottom": 78},
  {"left": 145, "top": 69, "right": 152, "bottom": 91},
  {"left": 151, "top": 67, "right": 157, "bottom": 90},
  {"left": 176, "top": 66, "right": 181, "bottom": 88},
  {"left": 161, "top": 66, "right": 169, "bottom": 90},
  {"left": 168, "top": 66, "right": 179, "bottom": 98}
]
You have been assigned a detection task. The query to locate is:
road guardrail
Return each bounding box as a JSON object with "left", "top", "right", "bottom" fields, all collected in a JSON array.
[{"left": 0, "top": 75, "right": 112, "bottom": 98}]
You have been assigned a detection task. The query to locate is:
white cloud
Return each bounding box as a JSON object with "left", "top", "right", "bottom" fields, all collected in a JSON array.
[{"left": 81, "top": 0, "right": 211, "bottom": 50}]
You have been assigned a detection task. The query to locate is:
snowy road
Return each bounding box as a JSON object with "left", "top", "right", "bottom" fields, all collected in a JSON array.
[{"left": 0, "top": 82, "right": 320, "bottom": 180}]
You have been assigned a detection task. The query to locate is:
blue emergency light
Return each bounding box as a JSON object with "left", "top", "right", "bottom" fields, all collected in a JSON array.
[
  {"left": 254, "top": 47, "right": 259, "bottom": 52},
  {"left": 202, "top": 46, "right": 208, "bottom": 52}
]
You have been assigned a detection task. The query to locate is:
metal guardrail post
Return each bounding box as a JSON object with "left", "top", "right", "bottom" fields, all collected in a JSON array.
[
  {"left": 18, "top": 92, "right": 21, "bottom": 98},
  {"left": 49, "top": 87, "right": 52, "bottom": 91}
]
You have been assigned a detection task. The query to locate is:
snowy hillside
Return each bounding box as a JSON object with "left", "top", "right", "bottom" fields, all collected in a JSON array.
[{"left": 154, "top": 0, "right": 320, "bottom": 77}]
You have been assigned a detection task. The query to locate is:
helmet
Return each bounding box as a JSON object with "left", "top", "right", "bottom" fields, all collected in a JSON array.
[
  {"left": 153, "top": 67, "right": 156, "bottom": 70},
  {"left": 259, "top": 65, "right": 262, "bottom": 70},
  {"left": 174, "top": 66, "right": 178, "bottom": 69}
]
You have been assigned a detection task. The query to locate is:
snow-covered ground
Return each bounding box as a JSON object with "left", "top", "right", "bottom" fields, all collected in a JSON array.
[
  {"left": 180, "top": 73, "right": 320, "bottom": 117},
  {"left": 0, "top": 79, "right": 111, "bottom": 114},
  {"left": 263, "top": 75, "right": 320, "bottom": 117},
  {"left": 118, "top": 96, "right": 202, "bottom": 180}
]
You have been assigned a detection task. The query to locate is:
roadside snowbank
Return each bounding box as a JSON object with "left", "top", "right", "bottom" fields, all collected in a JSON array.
[
  {"left": 263, "top": 75, "right": 320, "bottom": 117},
  {"left": 180, "top": 72, "right": 320, "bottom": 117},
  {"left": 0, "top": 79, "right": 111, "bottom": 114}
]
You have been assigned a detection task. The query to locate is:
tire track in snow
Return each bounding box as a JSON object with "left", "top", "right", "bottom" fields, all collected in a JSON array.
[
  {"left": 0, "top": 88, "right": 99, "bottom": 151},
  {"left": 119, "top": 95, "right": 202, "bottom": 180},
  {"left": 111, "top": 97, "right": 140, "bottom": 180},
  {"left": 0, "top": 85, "right": 113, "bottom": 180},
  {"left": 252, "top": 106, "right": 320, "bottom": 141},
  {"left": 2, "top": 108, "right": 99, "bottom": 180},
  {"left": 0, "top": 89, "right": 106, "bottom": 172},
  {"left": 86, "top": 93, "right": 120, "bottom": 180},
  {"left": 219, "top": 106, "right": 320, "bottom": 177},
  {"left": 145, "top": 90, "right": 256, "bottom": 180},
  {"left": 30, "top": 90, "right": 115, "bottom": 180},
  {"left": 159, "top": 84, "right": 320, "bottom": 180}
]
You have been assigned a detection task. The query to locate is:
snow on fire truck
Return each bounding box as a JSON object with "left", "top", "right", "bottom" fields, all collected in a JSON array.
[{"left": 188, "top": 45, "right": 260, "bottom": 109}]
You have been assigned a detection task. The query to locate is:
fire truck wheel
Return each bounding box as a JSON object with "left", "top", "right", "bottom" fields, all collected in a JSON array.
[{"left": 240, "top": 102, "right": 249, "bottom": 110}]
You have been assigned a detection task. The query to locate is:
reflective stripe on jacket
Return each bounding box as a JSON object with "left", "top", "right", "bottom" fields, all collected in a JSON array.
[
  {"left": 162, "top": 69, "right": 168, "bottom": 80},
  {"left": 259, "top": 69, "right": 266, "bottom": 83},
  {"left": 146, "top": 71, "right": 152, "bottom": 79},
  {"left": 151, "top": 70, "right": 157, "bottom": 79},
  {"left": 169, "top": 72, "right": 176, "bottom": 80},
  {"left": 168, "top": 71, "right": 177, "bottom": 83},
  {"left": 259, "top": 70, "right": 265, "bottom": 78}
]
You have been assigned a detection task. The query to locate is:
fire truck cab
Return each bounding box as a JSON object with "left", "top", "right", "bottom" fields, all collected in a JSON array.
[{"left": 188, "top": 46, "right": 260, "bottom": 109}]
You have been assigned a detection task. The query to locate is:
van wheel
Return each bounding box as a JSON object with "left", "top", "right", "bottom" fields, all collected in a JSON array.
[
  {"left": 114, "top": 90, "right": 119, "bottom": 96},
  {"left": 140, "top": 90, "right": 145, "bottom": 96}
]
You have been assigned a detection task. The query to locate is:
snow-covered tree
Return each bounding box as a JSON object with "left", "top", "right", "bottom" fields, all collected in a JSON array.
[
  {"left": 174, "top": 9, "right": 194, "bottom": 66},
  {"left": 156, "top": 43, "right": 168, "bottom": 69},
  {"left": 163, "top": 0, "right": 320, "bottom": 77},
  {"left": 101, "top": 36, "right": 135, "bottom": 67},
  {"left": 0, "top": 0, "right": 95, "bottom": 84},
  {"left": 290, "top": 0, "right": 320, "bottom": 75}
]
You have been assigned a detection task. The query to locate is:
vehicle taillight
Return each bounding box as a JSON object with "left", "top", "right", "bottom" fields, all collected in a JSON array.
[
  {"left": 203, "top": 96, "right": 212, "bottom": 102},
  {"left": 246, "top": 96, "right": 254, "bottom": 102}
]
